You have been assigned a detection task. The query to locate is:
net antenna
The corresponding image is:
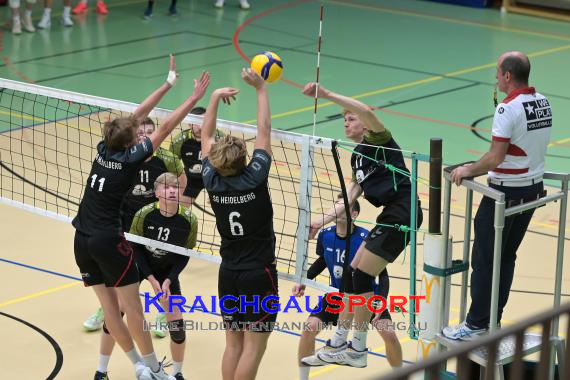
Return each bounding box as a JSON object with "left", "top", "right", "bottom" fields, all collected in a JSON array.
[{"left": 311, "top": 3, "right": 324, "bottom": 137}]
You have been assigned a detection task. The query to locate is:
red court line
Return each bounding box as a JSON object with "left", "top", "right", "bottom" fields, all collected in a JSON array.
[{"left": 232, "top": 0, "right": 313, "bottom": 89}]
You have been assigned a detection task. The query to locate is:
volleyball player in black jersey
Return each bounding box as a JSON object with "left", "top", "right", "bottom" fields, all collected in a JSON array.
[
  {"left": 72, "top": 54, "right": 209, "bottom": 379},
  {"left": 201, "top": 68, "right": 277, "bottom": 380},
  {"left": 302, "top": 83, "right": 422, "bottom": 368},
  {"left": 170, "top": 106, "right": 224, "bottom": 207}
]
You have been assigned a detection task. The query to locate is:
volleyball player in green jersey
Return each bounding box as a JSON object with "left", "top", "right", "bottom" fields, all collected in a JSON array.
[{"left": 169, "top": 107, "right": 224, "bottom": 207}]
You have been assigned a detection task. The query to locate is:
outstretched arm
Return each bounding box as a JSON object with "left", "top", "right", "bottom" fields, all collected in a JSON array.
[
  {"left": 201, "top": 87, "right": 239, "bottom": 158},
  {"left": 132, "top": 54, "right": 179, "bottom": 124},
  {"left": 302, "top": 82, "right": 385, "bottom": 133},
  {"left": 148, "top": 71, "right": 210, "bottom": 151},
  {"left": 242, "top": 68, "right": 271, "bottom": 154}
]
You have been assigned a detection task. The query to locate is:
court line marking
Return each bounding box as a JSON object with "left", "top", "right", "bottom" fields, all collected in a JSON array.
[
  {"left": 326, "top": 0, "right": 570, "bottom": 42},
  {"left": 549, "top": 137, "right": 570, "bottom": 148},
  {"left": 242, "top": 42, "right": 570, "bottom": 125},
  {"left": 0, "top": 257, "right": 412, "bottom": 364},
  {"left": 0, "top": 281, "right": 81, "bottom": 308}
]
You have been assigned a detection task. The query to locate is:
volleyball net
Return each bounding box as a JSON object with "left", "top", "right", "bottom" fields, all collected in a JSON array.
[{"left": 0, "top": 78, "right": 438, "bottom": 305}]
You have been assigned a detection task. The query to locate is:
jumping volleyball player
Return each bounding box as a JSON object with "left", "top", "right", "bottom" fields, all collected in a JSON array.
[
  {"left": 302, "top": 82, "right": 422, "bottom": 368},
  {"left": 72, "top": 54, "right": 209, "bottom": 379},
  {"left": 201, "top": 68, "right": 278, "bottom": 380},
  {"left": 91, "top": 172, "right": 197, "bottom": 380},
  {"left": 293, "top": 195, "right": 401, "bottom": 379}
]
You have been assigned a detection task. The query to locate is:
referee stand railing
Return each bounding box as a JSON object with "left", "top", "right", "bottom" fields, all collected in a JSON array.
[
  {"left": 433, "top": 167, "right": 569, "bottom": 379},
  {"left": 376, "top": 300, "right": 570, "bottom": 380}
]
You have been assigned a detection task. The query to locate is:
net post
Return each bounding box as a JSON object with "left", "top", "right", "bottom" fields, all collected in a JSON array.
[
  {"left": 409, "top": 153, "right": 419, "bottom": 339},
  {"left": 429, "top": 138, "right": 442, "bottom": 234},
  {"left": 295, "top": 135, "right": 314, "bottom": 283}
]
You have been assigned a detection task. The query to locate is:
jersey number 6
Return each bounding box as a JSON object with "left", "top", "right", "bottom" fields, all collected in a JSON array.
[{"left": 229, "top": 211, "right": 244, "bottom": 236}]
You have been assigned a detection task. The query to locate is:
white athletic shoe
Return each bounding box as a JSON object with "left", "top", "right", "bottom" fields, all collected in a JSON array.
[
  {"left": 301, "top": 339, "right": 347, "bottom": 366},
  {"left": 239, "top": 0, "right": 250, "bottom": 9},
  {"left": 135, "top": 362, "right": 147, "bottom": 379},
  {"left": 317, "top": 341, "right": 368, "bottom": 368},
  {"left": 12, "top": 18, "right": 22, "bottom": 35},
  {"left": 83, "top": 308, "right": 105, "bottom": 331},
  {"left": 442, "top": 321, "right": 487, "bottom": 341},
  {"left": 22, "top": 14, "right": 36, "bottom": 32},
  {"left": 38, "top": 13, "right": 51, "bottom": 29},
  {"left": 62, "top": 15, "right": 74, "bottom": 27},
  {"left": 214, "top": 0, "right": 224, "bottom": 8}
]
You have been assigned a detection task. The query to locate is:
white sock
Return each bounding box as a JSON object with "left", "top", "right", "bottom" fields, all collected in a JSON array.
[
  {"left": 330, "top": 328, "right": 349, "bottom": 347},
  {"left": 352, "top": 331, "right": 368, "bottom": 352},
  {"left": 143, "top": 352, "right": 160, "bottom": 372},
  {"left": 63, "top": 6, "right": 71, "bottom": 16},
  {"left": 13, "top": 15, "right": 20, "bottom": 22},
  {"left": 43, "top": 8, "right": 51, "bottom": 16},
  {"left": 299, "top": 366, "right": 310, "bottom": 380},
  {"left": 172, "top": 361, "right": 183, "bottom": 374},
  {"left": 25, "top": 10, "right": 32, "bottom": 18},
  {"left": 97, "top": 354, "right": 111, "bottom": 373},
  {"left": 125, "top": 349, "right": 142, "bottom": 365}
]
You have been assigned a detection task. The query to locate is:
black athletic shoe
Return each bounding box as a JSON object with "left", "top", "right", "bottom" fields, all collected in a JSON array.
[
  {"left": 94, "top": 371, "right": 109, "bottom": 380},
  {"left": 174, "top": 373, "right": 185, "bottom": 380}
]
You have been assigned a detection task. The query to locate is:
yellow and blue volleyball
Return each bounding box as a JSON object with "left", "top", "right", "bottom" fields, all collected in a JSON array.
[{"left": 250, "top": 52, "right": 283, "bottom": 83}]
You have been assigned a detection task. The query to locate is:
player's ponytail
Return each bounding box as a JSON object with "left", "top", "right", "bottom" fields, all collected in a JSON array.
[{"left": 208, "top": 135, "right": 247, "bottom": 177}]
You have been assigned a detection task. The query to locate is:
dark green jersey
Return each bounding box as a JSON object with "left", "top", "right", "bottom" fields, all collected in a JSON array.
[
  {"left": 170, "top": 129, "right": 224, "bottom": 180},
  {"left": 130, "top": 202, "right": 197, "bottom": 281}
]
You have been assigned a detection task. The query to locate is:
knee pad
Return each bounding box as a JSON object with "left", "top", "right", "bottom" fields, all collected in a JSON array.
[
  {"left": 169, "top": 319, "right": 185, "bottom": 344},
  {"left": 9, "top": 0, "right": 20, "bottom": 9},
  {"left": 352, "top": 268, "right": 375, "bottom": 294}
]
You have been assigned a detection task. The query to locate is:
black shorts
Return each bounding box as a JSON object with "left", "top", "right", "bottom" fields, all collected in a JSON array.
[
  {"left": 140, "top": 269, "right": 182, "bottom": 295},
  {"left": 310, "top": 271, "right": 391, "bottom": 325},
  {"left": 365, "top": 198, "right": 423, "bottom": 263},
  {"left": 74, "top": 230, "right": 139, "bottom": 287},
  {"left": 218, "top": 265, "right": 279, "bottom": 332},
  {"left": 183, "top": 177, "right": 204, "bottom": 198}
]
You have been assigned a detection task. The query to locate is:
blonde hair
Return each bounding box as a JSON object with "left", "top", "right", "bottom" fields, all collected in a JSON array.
[
  {"left": 154, "top": 172, "right": 180, "bottom": 190},
  {"left": 208, "top": 135, "right": 247, "bottom": 177},
  {"left": 103, "top": 117, "right": 138, "bottom": 150}
]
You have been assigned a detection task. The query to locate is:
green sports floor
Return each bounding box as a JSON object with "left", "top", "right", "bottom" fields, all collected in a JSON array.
[{"left": 1, "top": 0, "right": 570, "bottom": 171}]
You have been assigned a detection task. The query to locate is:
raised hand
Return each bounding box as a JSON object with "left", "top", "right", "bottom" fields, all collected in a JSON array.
[
  {"left": 166, "top": 54, "right": 179, "bottom": 87},
  {"left": 191, "top": 71, "right": 210, "bottom": 101},
  {"left": 241, "top": 68, "right": 265, "bottom": 89},
  {"left": 213, "top": 87, "right": 240, "bottom": 105},
  {"left": 302, "top": 82, "right": 329, "bottom": 99}
]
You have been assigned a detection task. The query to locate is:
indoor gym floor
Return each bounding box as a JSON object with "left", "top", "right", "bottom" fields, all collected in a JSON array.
[{"left": 0, "top": 0, "right": 569, "bottom": 379}]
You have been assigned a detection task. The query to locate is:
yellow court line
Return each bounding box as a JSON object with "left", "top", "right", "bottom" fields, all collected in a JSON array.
[
  {"left": 247, "top": 43, "right": 570, "bottom": 126},
  {"left": 0, "top": 281, "right": 81, "bottom": 309},
  {"left": 325, "top": 0, "right": 570, "bottom": 42},
  {"left": 0, "top": 109, "right": 46, "bottom": 123},
  {"left": 548, "top": 137, "right": 570, "bottom": 148}
]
